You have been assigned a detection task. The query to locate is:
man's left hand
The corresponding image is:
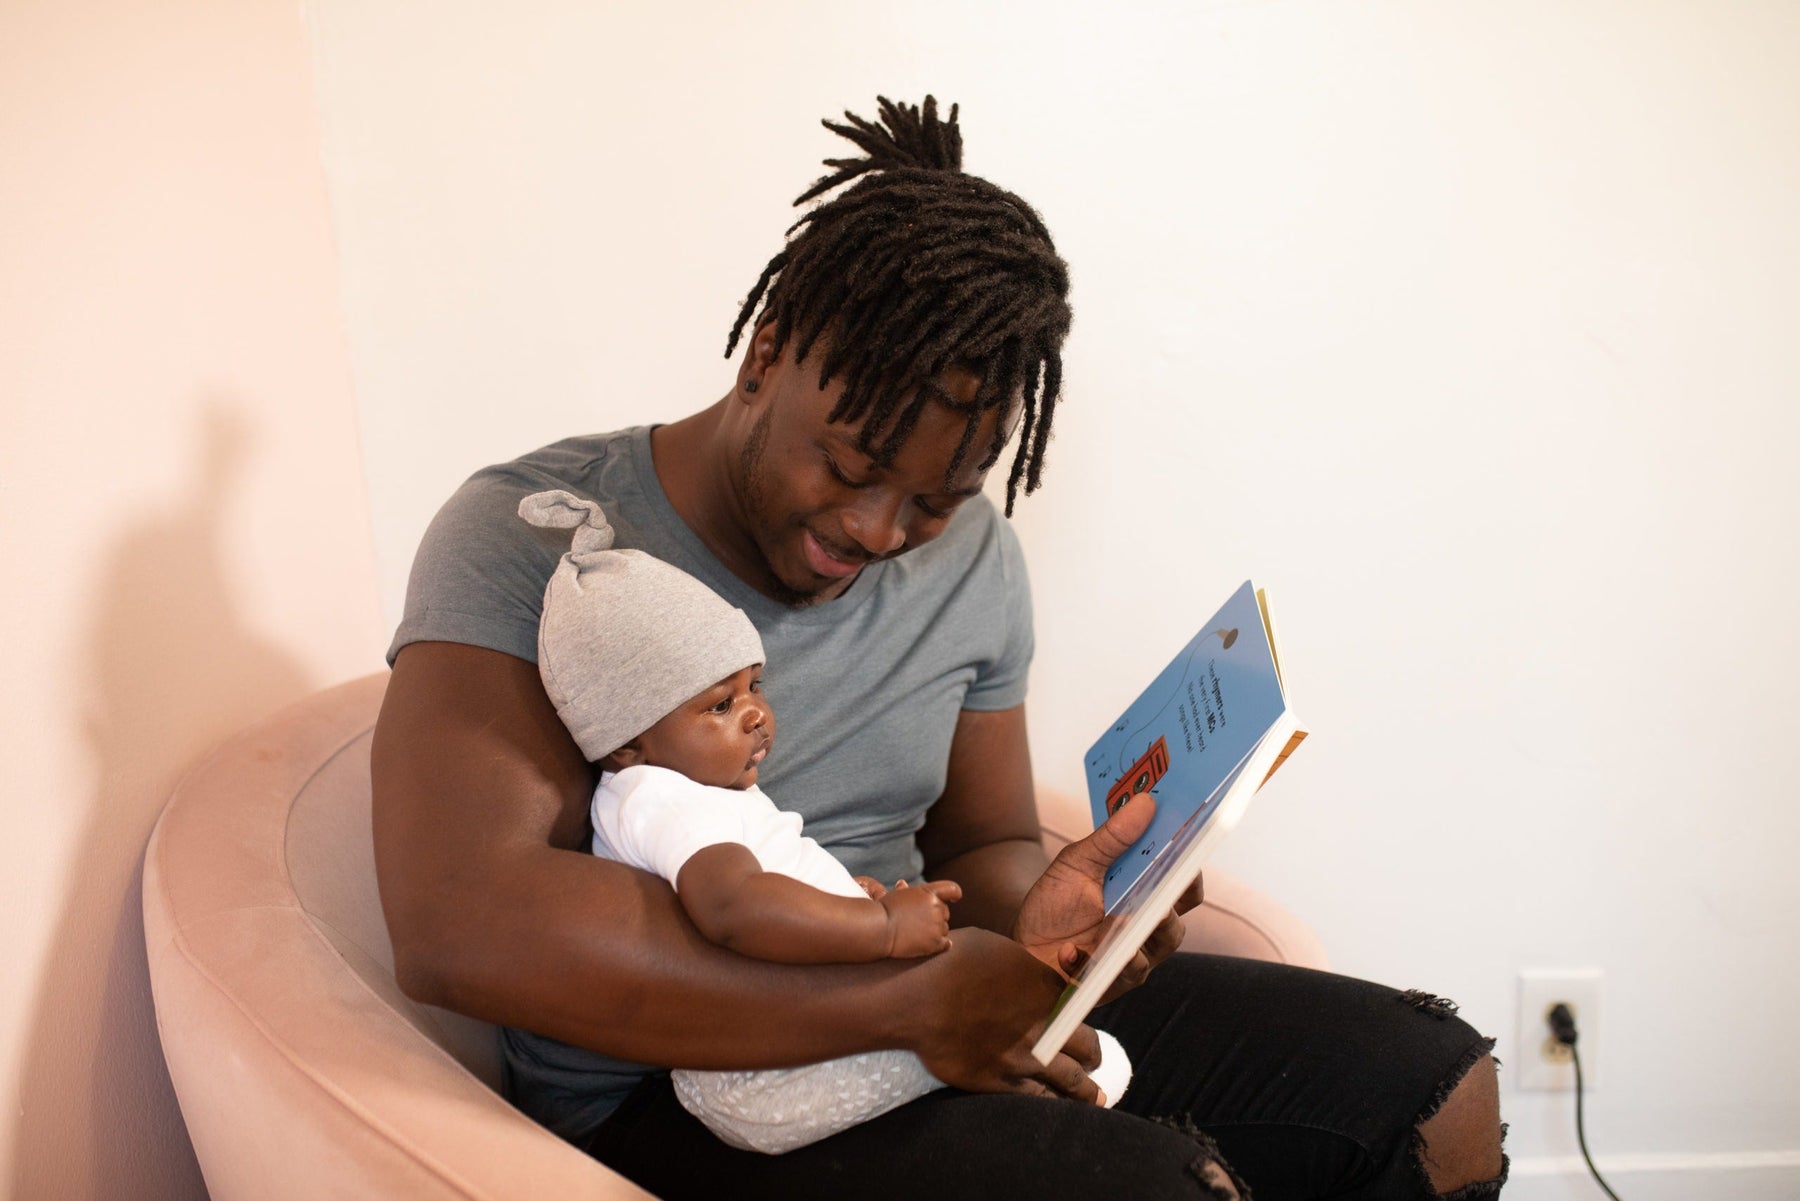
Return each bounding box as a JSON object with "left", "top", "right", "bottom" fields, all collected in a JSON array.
[{"left": 1010, "top": 793, "right": 1204, "bottom": 1004}]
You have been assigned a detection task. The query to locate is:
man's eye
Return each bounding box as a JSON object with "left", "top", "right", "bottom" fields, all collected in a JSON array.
[
  {"left": 917, "top": 493, "right": 969, "bottom": 521},
  {"left": 824, "top": 455, "right": 863, "bottom": 488}
]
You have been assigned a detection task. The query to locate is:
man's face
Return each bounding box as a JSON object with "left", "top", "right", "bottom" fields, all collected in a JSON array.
[
  {"left": 730, "top": 332, "right": 1015, "bottom": 603},
  {"left": 621, "top": 665, "right": 775, "bottom": 790}
]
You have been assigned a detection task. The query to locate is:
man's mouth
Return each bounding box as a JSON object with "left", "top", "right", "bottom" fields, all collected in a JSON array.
[{"left": 801, "top": 529, "right": 867, "bottom": 580}]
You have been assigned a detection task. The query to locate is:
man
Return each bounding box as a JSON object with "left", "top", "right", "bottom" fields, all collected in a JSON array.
[{"left": 373, "top": 97, "right": 1506, "bottom": 1200}]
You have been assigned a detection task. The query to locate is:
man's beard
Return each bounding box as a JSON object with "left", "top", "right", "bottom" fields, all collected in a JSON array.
[
  {"left": 735, "top": 406, "right": 815, "bottom": 607},
  {"left": 737, "top": 405, "right": 774, "bottom": 525}
]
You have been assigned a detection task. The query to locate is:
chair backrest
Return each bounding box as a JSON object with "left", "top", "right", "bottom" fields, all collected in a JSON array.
[
  {"left": 144, "top": 672, "right": 646, "bottom": 1200},
  {"left": 278, "top": 687, "right": 501, "bottom": 1086}
]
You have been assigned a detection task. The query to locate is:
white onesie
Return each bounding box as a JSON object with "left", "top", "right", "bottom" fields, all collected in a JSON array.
[{"left": 590, "top": 764, "right": 945, "bottom": 1154}]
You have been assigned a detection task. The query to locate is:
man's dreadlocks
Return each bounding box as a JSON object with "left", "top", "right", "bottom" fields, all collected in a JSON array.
[{"left": 724, "top": 96, "right": 1072, "bottom": 516}]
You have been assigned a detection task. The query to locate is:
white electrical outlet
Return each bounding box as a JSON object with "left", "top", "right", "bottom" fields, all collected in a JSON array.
[{"left": 1516, "top": 969, "right": 1602, "bottom": 1091}]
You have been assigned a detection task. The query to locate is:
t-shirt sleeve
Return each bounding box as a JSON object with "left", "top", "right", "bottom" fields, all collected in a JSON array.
[
  {"left": 960, "top": 511, "right": 1035, "bottom": 712},
  {"left": 386, "top": 464, "right": 575, "bottom": 666},
  {"left": 603, "top": 769, "right": 748, "bottom": 884}
]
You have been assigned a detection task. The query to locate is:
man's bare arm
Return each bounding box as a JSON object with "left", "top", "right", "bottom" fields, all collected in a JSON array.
[
  {"left": 371, "top": 641, "right": 1078, "bottom": 1088},
  {"left": 916, "top": 705, "right": 1048, "bottom": 935}
]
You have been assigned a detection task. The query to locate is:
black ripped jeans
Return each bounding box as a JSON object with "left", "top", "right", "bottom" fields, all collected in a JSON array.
[{"left": 585, "top": 954, "right": 1504, "bottom": 1200}]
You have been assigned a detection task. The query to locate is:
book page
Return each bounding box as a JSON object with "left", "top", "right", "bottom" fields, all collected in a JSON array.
[{"left": 1083, "top": 580, "right": 1289, "bottom": 912}]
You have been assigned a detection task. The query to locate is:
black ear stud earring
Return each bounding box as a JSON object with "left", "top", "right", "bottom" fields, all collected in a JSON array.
[{"left": 744, "top": 379, "right": 760, "bottom": 394}]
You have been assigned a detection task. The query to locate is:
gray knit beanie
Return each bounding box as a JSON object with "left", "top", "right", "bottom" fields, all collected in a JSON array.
[{"left": 519, "top": 489, "right": 765, "bottom": 761}]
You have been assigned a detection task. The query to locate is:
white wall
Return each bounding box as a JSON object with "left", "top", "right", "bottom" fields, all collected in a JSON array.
[
  {"left": 1, "top": 0, "right": 388, "bottom": 1195},
  {"left": 306, "top": 1, "right": 1800, "bottom": 1195}
]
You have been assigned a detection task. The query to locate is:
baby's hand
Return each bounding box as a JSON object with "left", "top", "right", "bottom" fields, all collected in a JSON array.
[{"left": 879, "top": 879, "right": 963, "bottom": 958}]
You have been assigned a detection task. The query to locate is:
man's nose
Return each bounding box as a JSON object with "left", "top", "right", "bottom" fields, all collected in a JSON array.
[{"left": 840, "top": 491, "right": 907, "bottom": 557}]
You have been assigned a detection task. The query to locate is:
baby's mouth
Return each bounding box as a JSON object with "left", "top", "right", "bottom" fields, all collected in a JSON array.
[{"left": 745, "top": 737, "right": 771, "bottom": 769}]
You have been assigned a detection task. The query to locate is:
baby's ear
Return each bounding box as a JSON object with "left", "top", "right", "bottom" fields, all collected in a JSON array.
[{"left": 600, "top": 740, "right": 644, "bottom": 772}]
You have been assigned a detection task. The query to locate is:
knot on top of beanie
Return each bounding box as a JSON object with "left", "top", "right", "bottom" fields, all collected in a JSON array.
[{"left": 518, "top": 489, "right": 615, "bottom": 556}]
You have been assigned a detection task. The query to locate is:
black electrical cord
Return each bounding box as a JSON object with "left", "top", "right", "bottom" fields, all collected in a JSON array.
[{"left": 1547, "top": 1003, "right": 1623, "bottom": 1201}]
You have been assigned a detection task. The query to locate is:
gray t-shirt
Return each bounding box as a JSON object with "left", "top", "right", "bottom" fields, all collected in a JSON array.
[{"left": 388, "top": 426, "right": 1033, "bottom": 1142}]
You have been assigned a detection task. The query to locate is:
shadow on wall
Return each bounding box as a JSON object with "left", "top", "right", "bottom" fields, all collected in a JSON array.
[{"left": 11, "top": 402, "right": 315, "bottom": 1200}]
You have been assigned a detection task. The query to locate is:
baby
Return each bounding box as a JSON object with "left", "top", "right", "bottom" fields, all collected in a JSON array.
[
  {"left": 519, "top": 489, "right": 1128, "bottom": 1153},
  {"left": 520, "top": 489, "right": 960, "bottom": 1153}
]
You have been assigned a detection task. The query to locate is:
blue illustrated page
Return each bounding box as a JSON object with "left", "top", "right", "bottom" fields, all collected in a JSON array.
[{"left": 1084, "top": 581, "right": 1289, "bottom": 912}]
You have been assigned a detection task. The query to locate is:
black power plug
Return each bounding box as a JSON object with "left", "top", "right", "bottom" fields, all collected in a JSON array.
[
  {"left": 1548, "top": 1001, "right": 1578, "bottom": 1048},
  {"left": 1547, "top": 1001, "right": 1621, "bottom": 1200}
]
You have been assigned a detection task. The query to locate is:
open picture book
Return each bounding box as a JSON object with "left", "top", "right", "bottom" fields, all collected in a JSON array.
[{"left": 1030, "top": 580, "right": 1308, "bottom": 1066}]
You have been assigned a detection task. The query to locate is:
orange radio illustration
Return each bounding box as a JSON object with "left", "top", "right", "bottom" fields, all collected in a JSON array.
[{"left": 1105, "top": 736, "right": 1170, "bottom": 816}]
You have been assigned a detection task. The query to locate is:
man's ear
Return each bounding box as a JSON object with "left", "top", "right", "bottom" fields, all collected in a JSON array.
[
  {"left": 600, "top": 740, "right": 645, "bottom": 772},
  {"left": 737, "top": 320, "right": 780, "bottom": 402}
]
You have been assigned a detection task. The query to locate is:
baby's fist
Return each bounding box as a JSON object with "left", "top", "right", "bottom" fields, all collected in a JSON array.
[{"left": 878, "top": 879, "right": 962, "bottom": 958}]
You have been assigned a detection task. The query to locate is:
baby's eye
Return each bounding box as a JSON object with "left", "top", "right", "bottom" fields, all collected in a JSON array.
[{"left": 708, "top": 697, "right": 732, "bottom": 714}]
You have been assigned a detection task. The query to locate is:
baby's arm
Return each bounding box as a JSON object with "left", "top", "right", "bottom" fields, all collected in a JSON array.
[{"left": 676, "top": 844, "right": 962, "bottom": 963}]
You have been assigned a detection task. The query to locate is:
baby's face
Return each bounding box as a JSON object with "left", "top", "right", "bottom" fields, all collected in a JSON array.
[{"left": 630, "top": 665, "right": 775, "bottom": 789}]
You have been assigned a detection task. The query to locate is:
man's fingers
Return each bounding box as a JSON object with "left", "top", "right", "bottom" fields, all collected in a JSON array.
[
  {"left": 1037, "top": 1049, "right": 1101, "bottom": 1105},
  {"left": 1173, "top": 871, "right": 1205, "bottom": 916},
  {"left": 1058, "top": 1023, "right": 1101, "bottom": 1071},
  {"left": 1115, "top": 949, "right": 1151, "bottom": 990},
  {"left": 1141, "top": 910, "right": 1187, "bottom": 964},
  {"left": 1055, "top": 793, "right": 1157, "bottom": 876}
]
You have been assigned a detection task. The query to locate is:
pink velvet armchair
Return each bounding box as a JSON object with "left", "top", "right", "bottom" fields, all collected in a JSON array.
[{"left": 144, "top": 673, "right": 1325, "bottom": 1200}]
